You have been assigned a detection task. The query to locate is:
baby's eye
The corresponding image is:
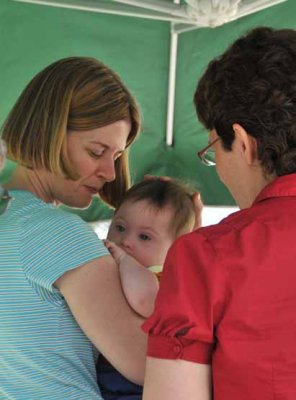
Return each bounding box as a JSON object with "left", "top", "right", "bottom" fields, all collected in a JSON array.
[
  {"left": 139, "top": 234, "right": 151, "bottom": 241},
  {"left": 115, "top": 224, "right": 125, "bottom": 232}
]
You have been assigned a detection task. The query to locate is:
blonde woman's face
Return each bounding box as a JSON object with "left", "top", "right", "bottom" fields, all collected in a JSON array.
[{"left": 53, "top": 119, "right": 131, "bottom": 208}]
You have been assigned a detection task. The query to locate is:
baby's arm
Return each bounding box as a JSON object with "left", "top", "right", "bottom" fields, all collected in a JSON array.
[{"left": 104, "top": 240, "right": 159, "bottom": 318}]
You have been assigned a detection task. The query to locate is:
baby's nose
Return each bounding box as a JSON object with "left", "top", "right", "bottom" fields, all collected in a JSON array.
[{"left": 121, "top": 236, "right": 133, "bottom": 251}]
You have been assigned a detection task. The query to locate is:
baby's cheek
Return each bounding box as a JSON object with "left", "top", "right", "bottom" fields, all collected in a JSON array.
[
  {"left": 136, "top": 249, "right": 155, "bottom": 268},
  {"left": 106, "top": 228, "right": 116, "bottom": 241},
  {"left": 107, "top": 231, "right": 122, "bottom": 247}
]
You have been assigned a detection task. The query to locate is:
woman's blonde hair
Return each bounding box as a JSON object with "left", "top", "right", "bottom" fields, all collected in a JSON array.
[
  {"left": 1, "top": 57, "right": 141, "bottom": 207},
  {"left": 0, "top": 138, "right": 6, "bottom": 172}
]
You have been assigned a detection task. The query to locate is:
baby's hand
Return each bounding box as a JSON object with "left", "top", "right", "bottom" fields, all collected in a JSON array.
[{"left": 104, "top": 239, "right": 127, "bottom": 264}]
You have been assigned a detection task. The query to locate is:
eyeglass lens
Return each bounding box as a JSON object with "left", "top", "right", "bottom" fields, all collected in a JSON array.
[{"left": 203, "top": 150, "right": 216, "bottom": 166}]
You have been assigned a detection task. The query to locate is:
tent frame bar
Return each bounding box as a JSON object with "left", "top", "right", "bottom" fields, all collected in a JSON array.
[{"left": 13, "top": 0, "right": 196, "bottom": 24}]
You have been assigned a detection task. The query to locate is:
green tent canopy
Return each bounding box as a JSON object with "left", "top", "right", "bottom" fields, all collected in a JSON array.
[{"left": 0, "top": 0, "right": 295, "bottom": 220}]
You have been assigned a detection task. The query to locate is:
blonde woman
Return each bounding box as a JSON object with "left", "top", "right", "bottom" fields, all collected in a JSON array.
[{"left": 0, "top": 57, "right": 146, "bottom": 399}]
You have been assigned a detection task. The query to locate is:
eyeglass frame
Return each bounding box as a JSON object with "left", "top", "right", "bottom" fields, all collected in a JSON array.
[{"left": 197, "top": 137, "right": 220, "bottom": 166}]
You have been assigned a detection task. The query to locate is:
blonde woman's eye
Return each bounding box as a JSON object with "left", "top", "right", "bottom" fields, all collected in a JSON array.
[
  {"left": 88, "top": 150, "right": 104, "bottom": 159},
  {"left": 139, "top": 234, "right": 151, "bottom": 241}
]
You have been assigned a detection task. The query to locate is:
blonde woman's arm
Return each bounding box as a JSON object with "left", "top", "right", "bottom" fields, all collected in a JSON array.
[{"left": 55, "top": 255, "right": 147, "bottom": 384}]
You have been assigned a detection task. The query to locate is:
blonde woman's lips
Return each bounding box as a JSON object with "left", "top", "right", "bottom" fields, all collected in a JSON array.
[{"left": 84, "top": 185, "right": 99, "bottom": 194}]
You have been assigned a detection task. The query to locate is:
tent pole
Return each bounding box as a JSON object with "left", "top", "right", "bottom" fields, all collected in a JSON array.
[{"left": 165, "top": 20, "right": 179, "bottom": 147}]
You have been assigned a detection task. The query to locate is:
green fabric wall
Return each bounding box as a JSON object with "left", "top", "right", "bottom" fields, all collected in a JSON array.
[{"left": 1, "top": 0, "right": 295, "bottom": 220}]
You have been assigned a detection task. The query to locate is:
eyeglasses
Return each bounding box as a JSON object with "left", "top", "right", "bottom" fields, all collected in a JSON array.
[
  {"left": 197, "top": 138, "right": 220, "bottom": 166},
  {"left": 0, "top": 188, "right": 13, "bottom": 216}
]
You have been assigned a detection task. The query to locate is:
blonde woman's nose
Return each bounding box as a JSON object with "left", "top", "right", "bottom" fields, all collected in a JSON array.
[{"left": 97, "top": 156, "right": 116, "bottom": 182}]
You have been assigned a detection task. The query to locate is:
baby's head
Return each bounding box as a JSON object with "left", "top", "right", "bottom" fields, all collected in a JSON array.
[{"left": 107, "top": 179, "right": 195, "bottom": 267}]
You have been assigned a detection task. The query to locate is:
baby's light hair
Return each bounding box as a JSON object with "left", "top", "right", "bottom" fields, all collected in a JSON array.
[{"left": 115, "top": 179, "right": 196, "bottom": 238}]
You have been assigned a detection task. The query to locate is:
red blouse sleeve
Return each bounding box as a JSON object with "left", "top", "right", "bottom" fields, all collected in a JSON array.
[{"left": 142, "top": 229, "right": 227, "bottom": 364}]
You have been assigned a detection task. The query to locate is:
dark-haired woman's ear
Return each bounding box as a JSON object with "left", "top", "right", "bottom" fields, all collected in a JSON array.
[
  {"left": 192, "top": 192, "right": 203, "bottom": 229},
  {"left": 232, "top": 123, "right": 258, "bottom": 166}
]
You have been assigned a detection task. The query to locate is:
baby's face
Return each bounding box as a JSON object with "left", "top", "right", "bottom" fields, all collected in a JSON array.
[{"left": 107, "top": 199, "right": 176, "bottom": 267}]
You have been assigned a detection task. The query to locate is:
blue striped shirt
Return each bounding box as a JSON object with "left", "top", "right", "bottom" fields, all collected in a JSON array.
[{"left": 0, "top": 190, "right": 109, "bottom": 399}]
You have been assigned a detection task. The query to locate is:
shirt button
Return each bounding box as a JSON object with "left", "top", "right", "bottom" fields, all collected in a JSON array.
[{"left": 173, "top": 345, "right": 181, "bottom": 353}]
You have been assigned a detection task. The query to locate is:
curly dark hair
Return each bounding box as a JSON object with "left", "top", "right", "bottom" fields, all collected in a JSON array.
[{"left": 194, "top": 27, "right": 296, "bottom": 176}]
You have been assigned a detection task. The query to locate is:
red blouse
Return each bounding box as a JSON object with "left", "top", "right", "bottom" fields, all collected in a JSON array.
[{"left": 143, "top": 173, "right": 296, "bottom": 400}]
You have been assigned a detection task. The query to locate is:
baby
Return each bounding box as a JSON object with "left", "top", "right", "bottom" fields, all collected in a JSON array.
[{"left": 97, "top": 178, "right": 196, "bottom": 399}]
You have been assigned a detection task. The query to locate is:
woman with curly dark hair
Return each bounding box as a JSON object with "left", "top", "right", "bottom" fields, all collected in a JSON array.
[{"left": 143, "top": 27, "right": 296, "bottom": 400}]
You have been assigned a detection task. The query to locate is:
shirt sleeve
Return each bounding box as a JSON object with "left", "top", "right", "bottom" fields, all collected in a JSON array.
[
  {"left": 142, "top": 229, "right": 227, "bottom": 364},
  {"left": 20, "top": 207, "right": 109, "bottom": 305}
]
